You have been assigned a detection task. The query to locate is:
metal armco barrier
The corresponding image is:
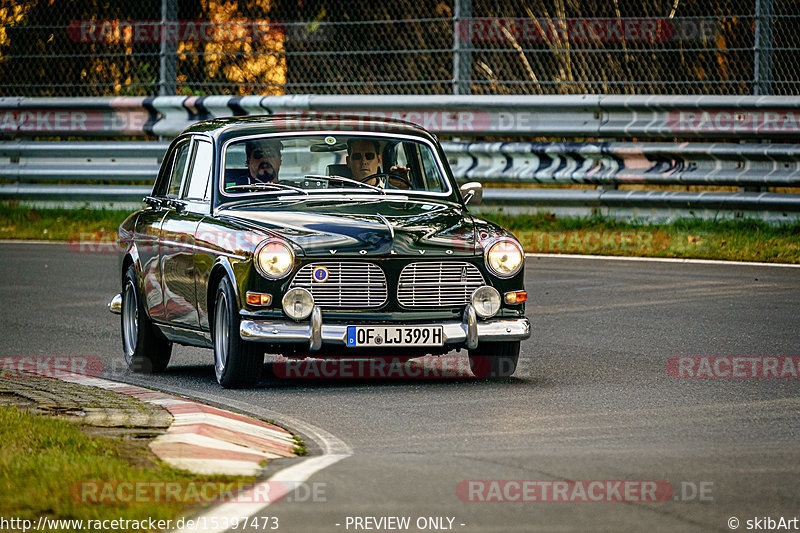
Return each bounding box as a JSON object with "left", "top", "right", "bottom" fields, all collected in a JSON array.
[
  {"left": 1, "top": 95, "right": 799, "bottom": 219},
  {"left": 441, "top": 142, "right": 800, "bottom": 187},
  {"left": 0, "top": 141, "right": 167, "bottom": 182},
  {"left": 1, "top": 95, "right": 800, "bottom": 138},
  {"left": 3, "top": 185, "right": 799, "bottom": 219},
  {"left": 3, "top": 140, "right": 798, "bottom": 189},
  {"left": 479, "top": 189, "right": 800, "bottom": 212}
]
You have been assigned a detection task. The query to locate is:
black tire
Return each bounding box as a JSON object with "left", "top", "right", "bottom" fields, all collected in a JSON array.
[
  {"left": 121, "top": 264, "right": 172, "bottom": 373},
  {"left": 468, "top": 341, "right": 520, "bottom": 379},
  {"left": 213, "top": 276, "right": 263, "bottom": 388}
]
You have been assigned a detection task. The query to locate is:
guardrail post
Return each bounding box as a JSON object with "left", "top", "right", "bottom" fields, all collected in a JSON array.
[
  {"left": 452, "top": 0, "right": 472, "bottom": 95},
  {"left": 158, "top": 0, "right": 178, "bottom": 96},
  {"left": 753, "top": 0, "right": 774, "bottom": 96}
]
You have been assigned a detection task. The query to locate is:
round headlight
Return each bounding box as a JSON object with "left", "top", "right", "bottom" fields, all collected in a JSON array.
[
  {"left": 485, "top": 238, "right": 524, "bottom": 278},
  {"left": 255, "top": 240, "right": 294, "bottom": 279},
  {"left": 282, "top": 288, "right": 314, "bottom": 321},
  {"left": 471, "top": 286, "right": 501, "bottom": 318}
]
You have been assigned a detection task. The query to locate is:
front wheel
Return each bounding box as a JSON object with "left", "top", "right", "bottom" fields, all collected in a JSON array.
[
  {"left": 121, "top": 264, "right": 172, "bottom": 373},
  {"left": 213, "top": 277, "right": 263, "bottom": 388},
  {"left": 468, "top": 341, "right": 520, "bottom": 379}
]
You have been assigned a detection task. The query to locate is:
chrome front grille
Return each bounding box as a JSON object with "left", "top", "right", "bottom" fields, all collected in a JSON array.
[
  {"left": 289, "top": 262, "right": 387, "bottom": 308},
  {"left": 397, "top": 262, "right": 485, "bottom": 308}
]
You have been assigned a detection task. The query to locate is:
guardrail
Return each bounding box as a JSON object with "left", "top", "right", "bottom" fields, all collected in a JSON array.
[
  {"left": 2, "top": 139, "right": 800, "bottom": 219},
  {"left": 1, "top": 95, "right": 799, "bottom": 220},
  {"left": 3, "top": 140, "right": 799, "bottom": 188},
  {"left": 442, "top": 142, "right": 800, "bottom": 187},
  {"left": 1, "top": 95, "right": 799, "bottom": 138}
]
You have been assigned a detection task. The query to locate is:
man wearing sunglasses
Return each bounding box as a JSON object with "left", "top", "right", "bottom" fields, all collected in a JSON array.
[
  {"left": 346, "top": 138, "right": 410, "bottom": 189},
  {"left": 245, "top": 139, "right": 282, "bottom": 183}
]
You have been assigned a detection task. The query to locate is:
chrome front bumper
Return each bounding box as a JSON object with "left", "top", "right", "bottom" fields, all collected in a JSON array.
[
  {"left": 239, "top": 305, "right": 531, "bottom": 351},
  {"left": 108, "top": 293, "right": 122, "bottom": 315}
]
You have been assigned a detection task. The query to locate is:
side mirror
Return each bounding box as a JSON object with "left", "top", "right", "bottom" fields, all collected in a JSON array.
[{"left": 460, "top": 182, "right": 483, "bottom": 206}]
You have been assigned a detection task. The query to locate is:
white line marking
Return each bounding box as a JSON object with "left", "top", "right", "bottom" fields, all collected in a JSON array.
[
  {"left": 139, "top": 388, "right": 353, "bottom": 533},
  {"left": 0, "top": 239, "right": 69, "bottom": 245},
  {"left": 527, "top": 253, "right": 800, "bottom": 268},
  {"left": 61, "top": 373, "right": 352, "bottom": 533}
]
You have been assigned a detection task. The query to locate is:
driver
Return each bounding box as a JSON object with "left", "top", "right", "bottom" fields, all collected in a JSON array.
[
  {"left": 245, "top": 139, "right": 282, "bottom": 183},
  {"left": 346, "top": 139, "right": 410, "bottom": 189}
]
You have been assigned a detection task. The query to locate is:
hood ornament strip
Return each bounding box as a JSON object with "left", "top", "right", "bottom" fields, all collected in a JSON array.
[{"left": 376, "top": 213, "right": 394, "bottom": 240}]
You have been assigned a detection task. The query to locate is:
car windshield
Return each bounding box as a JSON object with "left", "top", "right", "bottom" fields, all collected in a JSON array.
[{"left": 221, "top": 134, "right": 449, "bottom": 196}]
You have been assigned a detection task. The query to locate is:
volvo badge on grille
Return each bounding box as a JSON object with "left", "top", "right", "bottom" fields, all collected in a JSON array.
[
  {"left": 461, "top": 266, "right": 468, "bottom": 283},
  {"left": 312, "top": 266, "right": 329, "bottom": 283}
]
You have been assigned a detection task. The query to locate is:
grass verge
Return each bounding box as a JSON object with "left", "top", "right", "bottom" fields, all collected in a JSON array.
[
  {"left": 0, "top": 203, "right": 131, "bottom": 241},
  {"left": 0, "top": 405, "right": 252, "bottom": 528},
  {"left": 480, "top": 213, "right": 800, "bottom": 264},
  {"left": 1, "top": 202, "right": 798, "bottom": 264}
]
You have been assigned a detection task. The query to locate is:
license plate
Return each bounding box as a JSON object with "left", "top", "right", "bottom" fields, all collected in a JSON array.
[{"left": 346, "top": 326, "right": 444, "bottom": 347}]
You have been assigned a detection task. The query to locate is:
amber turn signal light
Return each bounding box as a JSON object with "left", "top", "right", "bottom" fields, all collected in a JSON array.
[
  {"left": 246, "top": 292, "right": 272, "bottom": 306},
  {"left": 504, "top": 290, "right": 527, "bottom": 304}
]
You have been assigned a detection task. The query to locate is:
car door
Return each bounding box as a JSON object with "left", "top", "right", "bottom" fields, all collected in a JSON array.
[
  {"left": 160, "top": 137, "right": 213, "bottom": 331},
  {"left": 137, "top": 137, "right": 190, "bottom": 323}
]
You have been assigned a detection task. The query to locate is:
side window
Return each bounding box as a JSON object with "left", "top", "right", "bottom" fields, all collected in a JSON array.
[
  {"left": 394, "top": 142, "right": 408, "bottom": 168},
  {"left": 184, "top": 140, "right": 213, "bottom": 201},
  {"left": 166, "top": 141, "right": 190, "bottom": 198},
  {"left": 419, "top": 145, "right": 445, "bottom": 192}
]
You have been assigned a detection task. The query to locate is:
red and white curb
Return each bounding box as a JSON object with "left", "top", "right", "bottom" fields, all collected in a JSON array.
[{"left": 58, "top": 374, "right": 297, "bottom": 476}]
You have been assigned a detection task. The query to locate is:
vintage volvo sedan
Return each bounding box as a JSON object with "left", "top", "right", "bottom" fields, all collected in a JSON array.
[{"left": 110, "top": 115, "right": 530, "bottom": 387}]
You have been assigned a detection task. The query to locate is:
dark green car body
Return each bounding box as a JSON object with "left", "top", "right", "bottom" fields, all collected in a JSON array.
[{"left": 113, "top": 115, "right": 530, "bottom": 386}]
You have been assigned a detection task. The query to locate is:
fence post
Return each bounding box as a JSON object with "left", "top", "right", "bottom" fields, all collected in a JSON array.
[
  {"left": 158, "top": 0, "right": 178, "bottom": 96},
  {"left": 753, "top": 0, "right": 774, "bottom": 95},
  {"left": 453, "top": 0, "right": 472, "bottom": 95}
]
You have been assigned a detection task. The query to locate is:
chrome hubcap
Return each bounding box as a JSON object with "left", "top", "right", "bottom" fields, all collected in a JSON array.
[
  {"left": 214, "top": 292, "right": 229, "bottom": 377},
  {"left": 122, "top": 280, "right": 138, "bottom": 361}
]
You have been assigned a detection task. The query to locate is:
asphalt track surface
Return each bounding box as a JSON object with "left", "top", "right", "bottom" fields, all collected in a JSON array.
[{"left": 1, "top": 242, "right": 799, "bottom": 532}]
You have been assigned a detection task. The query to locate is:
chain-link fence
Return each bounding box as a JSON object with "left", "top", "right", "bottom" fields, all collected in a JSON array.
[{"left": 0, "top": 0, "right": 797, "bottom": 97}]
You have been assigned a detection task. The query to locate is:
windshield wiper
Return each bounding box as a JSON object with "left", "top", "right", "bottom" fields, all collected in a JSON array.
[
  {"left": 226, "top": 183, "right": 308, "bottom": 195},
  {"left": 309, "top": 174, "right": 385, "bottom": 194}
]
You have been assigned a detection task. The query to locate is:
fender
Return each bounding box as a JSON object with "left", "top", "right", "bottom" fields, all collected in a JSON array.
[
  {"left": 206, "top": 256, "right": 242, "bottom": 327},
  {"left": 121, "top": 242, "right": 158, "bottom": 321},
  {"left": 125, "top": 242, "right": 142, "bottom": 277}
]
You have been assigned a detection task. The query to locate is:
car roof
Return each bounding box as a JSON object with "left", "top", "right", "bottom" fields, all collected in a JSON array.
[{"left": 182, "top": 114, "right": 438, "bottom": 144}]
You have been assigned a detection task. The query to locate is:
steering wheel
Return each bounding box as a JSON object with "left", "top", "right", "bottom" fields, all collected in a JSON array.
[{"left": 359, "top": 172, "right": 413, "bottom": 190}]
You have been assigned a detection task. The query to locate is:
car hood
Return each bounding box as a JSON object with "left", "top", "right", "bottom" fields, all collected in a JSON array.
[{"left": 217, "top": 197, "right": 477, "bottom": 257}]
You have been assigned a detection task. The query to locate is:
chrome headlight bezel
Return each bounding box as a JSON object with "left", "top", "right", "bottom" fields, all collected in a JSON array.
[
  {"left": 484, "top": 237, "right": 525, "bottom": 279},
  {"left": 254, "top": 239, "right": 295, "bottom": 280},
  {"left": 471, "top": 285, "right": 501, "bottom": 319},
  {"left": 282, "top": 287, "right": 314, "bottom": 321}
]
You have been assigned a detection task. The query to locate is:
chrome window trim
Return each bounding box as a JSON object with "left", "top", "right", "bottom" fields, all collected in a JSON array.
[
  {"left": 182, "top": 137, "right": 215, "bottom": 203},
  {"left": 218, "top": 130, "right": 454, "bottom": 200},
  {"left": 163, "top": 136, "right": 192, "bottom": 199}
]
